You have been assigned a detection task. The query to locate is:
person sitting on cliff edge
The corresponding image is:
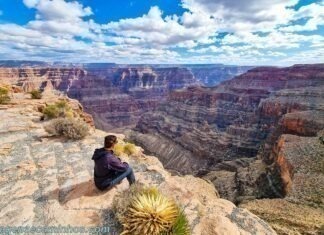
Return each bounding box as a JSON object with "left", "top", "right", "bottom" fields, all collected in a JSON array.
[{"left": 92, "top": 135, "right": 136, "bottom": 191}]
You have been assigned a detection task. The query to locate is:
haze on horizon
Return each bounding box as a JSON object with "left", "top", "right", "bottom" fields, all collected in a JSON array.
[{"left": 0, "top": 0, "right": 323, "bottom": 66}]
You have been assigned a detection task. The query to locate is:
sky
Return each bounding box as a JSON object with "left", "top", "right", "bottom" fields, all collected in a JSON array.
[{"left": 0, "top": 0, "right": 323, "bottom": 65}]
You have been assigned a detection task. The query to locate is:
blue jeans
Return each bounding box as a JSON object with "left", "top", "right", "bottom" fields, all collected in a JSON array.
[{"left": 100, "top": 167, "right": 136, "bottom": 190}]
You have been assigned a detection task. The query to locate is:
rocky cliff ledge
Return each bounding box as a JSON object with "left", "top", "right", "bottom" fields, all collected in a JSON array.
[{"left": 0, "top": 91, "right": 276, "bottom": 234}]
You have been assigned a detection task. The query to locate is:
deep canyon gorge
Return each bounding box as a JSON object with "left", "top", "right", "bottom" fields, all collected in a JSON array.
[{"left": 0, "top": 62, "right": 323, "bottom": 234}]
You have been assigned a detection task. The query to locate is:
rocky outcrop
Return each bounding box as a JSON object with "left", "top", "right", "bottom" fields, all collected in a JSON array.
[
  {"left": 0, "top": 90, "right": 276, "bottom": 235},
  {"left": 239, "top": 130, "right": 324, "bottom": 234},
  {"left": 240, "top": 199, "right": 324, "bottom": 235}
]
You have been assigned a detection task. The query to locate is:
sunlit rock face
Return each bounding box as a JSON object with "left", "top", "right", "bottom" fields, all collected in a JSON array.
[{"left": 131, "top": 64, "right": 324, "bottom": 202}]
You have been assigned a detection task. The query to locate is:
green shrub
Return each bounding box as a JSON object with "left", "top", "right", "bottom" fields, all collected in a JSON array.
[
  {"left": 43, "top": 100, "right": 73, "bottom": 119},
  {"left": 113, "top": 142, "right": 137, "bottom": 156},
  {"left": 112, "top": 184, "right": 191, "bottom": 235},
  {"left": 124, "top": 143, "right": 136, "bottom": 155},
  {"left": 163, "top": 210, "right": 191, "bottom": 235},
  {"left": 45, "top": 118, "right": 89, "bottom": 140},
  {"left": 0, "top": 87, "right": 10, "bottom": 104},
  {"left": 113, "top": 143, "right": 125, "bottom": 156},
  {"left": 30, "top": 89, "right": 42, "bottom": 99}
]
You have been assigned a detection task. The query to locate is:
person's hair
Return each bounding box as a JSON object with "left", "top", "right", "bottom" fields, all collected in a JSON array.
[{"left": 104, "top": 135, "right": 117, "bottom": 148}]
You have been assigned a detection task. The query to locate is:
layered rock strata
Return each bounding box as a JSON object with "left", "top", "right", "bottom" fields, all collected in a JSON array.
[
  {"left": 0, "top": 66, "right": 198, "bottom": 131},
  {"left": 131, "top": 64, "right": 324, "bottom": 196},
  {"left": 187, "top": 64, "right": 253, "bottom": 86},
  {"left": 131, "top": 64, "right": 324, "bottom": 234}
]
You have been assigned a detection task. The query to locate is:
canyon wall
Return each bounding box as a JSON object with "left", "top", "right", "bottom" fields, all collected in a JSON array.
[
  {"left": 131, "top": 64, "right": 324, "bottom": 202},
  {"left": 0, "top": 64, "right": 247, "bottom": 131},
  {"left": 187, "top": 64, "right": 253, "bottom": 86},
  {"left": 0, "top": 66, "right": 198, "bottom": 131}
]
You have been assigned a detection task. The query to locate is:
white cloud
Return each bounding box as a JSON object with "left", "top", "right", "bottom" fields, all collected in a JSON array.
[
  {"left": 23, "top": 0, "right": 40, "bottom": 8},
  {"left": 181, "top": 0, "right": 299, "bottom": 32},
  {"left": 22, "top": 0, "right": 95, "bottom": 39},
  {"left": 280, "top": 3, "right": 324, "bottom": 32},
  {"left": 103, "top": 6, "right": 217, "bottom": 48},
  {"left": 221, "top": 31, "right": 324, "bottom": 49},
  {"left": 0, "top": 0, "right": 323, "bottom": 64},
  {"left": 34, "top": 0, "right": 92, "bottom": 21}
]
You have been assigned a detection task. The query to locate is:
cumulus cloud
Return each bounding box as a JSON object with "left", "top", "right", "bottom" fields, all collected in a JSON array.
[
  {"left": 23, "top": 0, "right": 40, "bottom": 8},
  {"left": 22, "top": 0, "right": 96, "bottom": 38},
  {"left": 280, "top": 3, "right": 324, "bottom": 32},
  {"left": 33, "top": 0, "right": 92, "bottom": 21},
  {"left": 0, "top": 0, "right": 322, "bottom": 64},
  {"left": 103, "top": 6, "right": 217, "bottom": 48},
  {"left": 181, "top": 0, "right": 299, "bottom": 32}
]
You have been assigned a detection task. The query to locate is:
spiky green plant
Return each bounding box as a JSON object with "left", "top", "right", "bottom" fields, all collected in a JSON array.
[
  {"left": 162, "top": 210, "right": 191, "bottom": 235},
  {"left": 120, "top": 187, "right": 179, "bottom": 235}
]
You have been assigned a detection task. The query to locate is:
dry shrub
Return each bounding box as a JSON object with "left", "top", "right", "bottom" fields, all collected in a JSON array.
[
  {"left": 113, "top": 142, "right": 137, "bottom": 156},
  {"left": 30, "top": 89, "right": 42, "bottom": 99},
  {"left": 43, "top": 100, "right": 73, "bottom": 119},
  {"left": 45, "top": 118, "right": 89, "bottom": 140},
  {"left": 0, "top": 87, "right": 10, "bottom": 104}
]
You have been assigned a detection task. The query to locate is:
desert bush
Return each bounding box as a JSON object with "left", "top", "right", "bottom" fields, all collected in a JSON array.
[
  {"left": 124, "top": 143, "right": 136, "bottom": 155},
  {"left": 113, "top": 184, "right": 190, "bottom": 235},
  {"left": 43, "top": 100, "right": 73, "bottom": 119},
  {"left": 113, "top": 143, "right": 125, "bottom": 156},
  {"left": 113, "top": 142, "right": 137, "bottom": 156},
  {"left": 30, "top": 89, "right": 42, "bottom": 99},
  {"left": 45, "top": 118, "right": 89, "bottom": 140},
  {"left": 0, "top": 87, "right": 10, "bottom": 104}
]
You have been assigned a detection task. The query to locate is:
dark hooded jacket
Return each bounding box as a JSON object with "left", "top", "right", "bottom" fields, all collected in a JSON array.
[{"left": 92, "top": 148, "right": 129, "bottom": 189}]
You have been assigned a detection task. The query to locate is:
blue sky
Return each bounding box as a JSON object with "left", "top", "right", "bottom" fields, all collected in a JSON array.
[{"left": 0, "top": 0, "right": 323, "bottom": 65}]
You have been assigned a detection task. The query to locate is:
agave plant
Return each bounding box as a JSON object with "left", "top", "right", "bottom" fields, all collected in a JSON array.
[{"left": 120, "top": 188, "right": 179, "bottom": 235}]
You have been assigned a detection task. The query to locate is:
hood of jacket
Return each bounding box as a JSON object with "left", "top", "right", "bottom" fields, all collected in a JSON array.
[{"left": 92, "top": 148, "right": 113, "bottom": 160}]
